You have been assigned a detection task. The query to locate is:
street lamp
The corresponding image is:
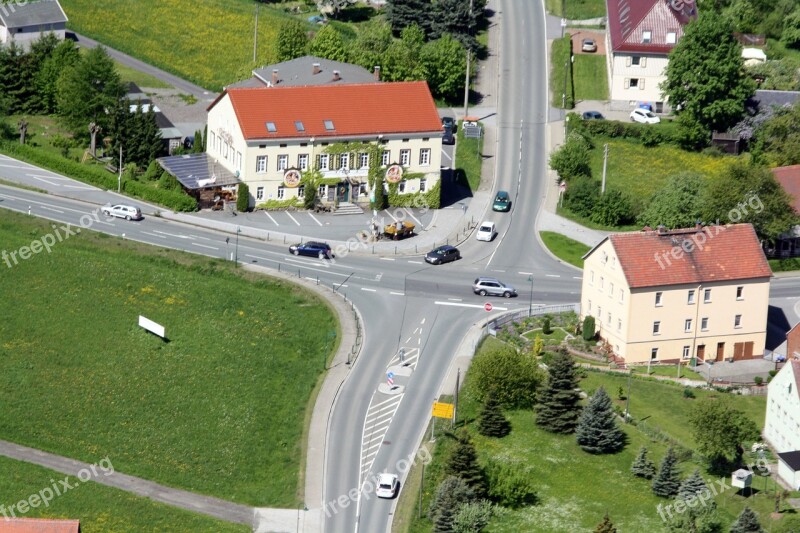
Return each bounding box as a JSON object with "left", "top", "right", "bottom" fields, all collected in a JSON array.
[
  {"left": 234, "top": 226, "right": 241, "bottom": 267},
  {"left": 527, "top": 275, "right": 534, "bottom": 316}
]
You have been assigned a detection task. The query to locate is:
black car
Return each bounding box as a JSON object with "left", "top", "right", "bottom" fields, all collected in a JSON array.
[
  {"left": 425, "top": 245, "right": 461, "bottom": 265},
  {"left": 441, "top": 116, "right": 456, "bottom": 131},
  {"left": 442, "top": 125, "right": 455, "bottom": 145},
  {"left": 582, "top": 111, "right": 605, "bottom": 120},
  {"left": 289, "top": 241, "right": 333, "bottom": 259}
]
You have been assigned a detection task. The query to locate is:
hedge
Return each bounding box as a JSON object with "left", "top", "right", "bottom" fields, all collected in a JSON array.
[
  {"left": 387, "top": 179, "right": 441, "bottom": 209},
  {"left": 570, "top": 115, "right": 679, "bottom": 146}
]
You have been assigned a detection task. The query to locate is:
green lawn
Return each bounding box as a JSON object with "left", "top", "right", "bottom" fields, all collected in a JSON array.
[
  {"left": 551, "top": 36, "right": 574, "bottom": 108},
  {"left": 113, "top": 59, "right": 172, "bottom": 89},
  {"left": 573, "top": 54, "right": 608, "bottom": 101},
  {"left": 628, "top": 363, "right": 704, "bottom": 381},
  {"left": 7, "top": 115, "right": 81, "bottom": 159},
  {"left": 539, "top": 231, "right": 590, "bottom": 268},
  {"left": 455, "top": 119, "right": 484, "bottom": 191},
  {"left": 0, "top": 211, "right": 338, "bottom": 507},
  {"left": 0, "top": 457, "right": 247, "bottom": 532},
  {"left": 522, "top": 327, "right": 569, "bottom": 343},
  {"left": 547, "top": 0, "right": 607, "bottom": 19}
]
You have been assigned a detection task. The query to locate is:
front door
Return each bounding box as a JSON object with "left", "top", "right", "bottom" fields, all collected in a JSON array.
[
  {"left": 337, "top": 182, "right": 350, "bottom": 203},
  {"left": 696, "top": 344, "right": 705, "bottom": 361},
  {"left": 716, "top": 342, "right": 725, "bottom": 361}
]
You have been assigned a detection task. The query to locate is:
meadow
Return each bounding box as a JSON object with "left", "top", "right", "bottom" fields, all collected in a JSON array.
[{"left": 0, "top": 211, "right": 338, "bottom": 506}]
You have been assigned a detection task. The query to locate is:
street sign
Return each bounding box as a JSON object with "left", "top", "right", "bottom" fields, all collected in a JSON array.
[
  {"left": 484, "top": 302, "right": 493, "bottom": 312},
  {"left": 559, "top": 181, "right": 567, "bottom": 192},
  {"left": 432, "top": 401, "right": 454, "bottom": 419},
  {"left": 387, "top": 371, "right": 395, "bottom": 387}
]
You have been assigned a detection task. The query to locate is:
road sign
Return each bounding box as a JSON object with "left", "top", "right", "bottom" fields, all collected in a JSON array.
[
  {"left": 559, "top": 181, "right": 567, "bottom": 192},
  {"left": 387, "top": 371, "right": 395, "bottom": 387},
  {"left": 432, "top": 401, "right": 454, "bottom": 419},
  {"left": 484, "top": 302, "right": 493, "bottom": 312}
]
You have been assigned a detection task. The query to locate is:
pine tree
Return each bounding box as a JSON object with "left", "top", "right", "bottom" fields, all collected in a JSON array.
[
  {"left": 677, "top": 468, "right": 709, "bottom": 502},
  {"left": 575, "top": 387, "right": 625, "bottom": 453},
  {"left": 631, "top": 446, "right": 656, "bottom": 479},
  {"left": 730, "top": 507, "right": 765, "bottom": 533},
  {"left": 428, "top": 476, "right": 476, "bottom": 533},
  {"left": 444, "top": 431, "right": 487, "bottom": 498},
  {"left": 652, "top": 447, "right": 681, "bottom": 497},
  {"left": 477, "top": 391, "right": 511, "bottom": 438},
  {"left": 276, "top": 19, "right": 309, "bottom": 62},
  {"left": 594, "top": 512, "right": 617, "bottom": 533},
  {"left": 537, "top": 351, "right": 582, "bottom": 434}
]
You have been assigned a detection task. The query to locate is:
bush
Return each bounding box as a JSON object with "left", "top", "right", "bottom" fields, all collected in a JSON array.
[
  {"left": 486, "top": 461, "right": 538, "bottom": 509},
  {"left": 122, "top": 179, "right": 196, "bottom": 211},
  {"left": 564, "top": 175, "right": 600, "bottom": 217},
  {"left": 754, "top": 376, "right": 763, "bottom": 386},
  {"left": 582, "top": 316, "right": 596, "bottom": 341},
  {"left": 590, "top": 189, "right": 634, "bottom": 226},
  {"left": 452, "top": 501, "right": 493, "bottom": 533},
  {"left": 549, "top": 132, "right": 591, "bottom": 182},
  {"left": 542, "top": 317, "right": 552, "bottom": 335},
  {"left": 469, "top": 343, "right": 545, "bottom": 409},
  {"left": 683, "top": 387, "right": 696, "bottom": 399},
  {"left": 237, "top": 182, "right": 250, "bottom": 212}
]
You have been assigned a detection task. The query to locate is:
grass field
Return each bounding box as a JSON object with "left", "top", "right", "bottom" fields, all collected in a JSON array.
[
  {"left": 628, "top": 363, "right": 704, "bottom": 381},
  {"left": 0, "top": 211, "right": 338, "bottom": 507},
  {"left": 523, "top": 327, "right": 570, "bottom": 343},
  {"left": 573, "top": 54, "right": 608, "bottom": 101},
  {"left": 6, "top": 115, "right": 82, "bottom": 159},
  {"left": 455, "top": 120, "right": 484, "bottom": 191},
  {"left": 551, "top": 36, "right": 574, "bottom": 108},
  {"left": 539, "top": 231, "right": 590, "bottom": 268},
  {"left": 0, "top": 456, "right": 248, "bottom": 532},
  {"left": 547, "top": 0, "right": 607, "bottom": 19}
]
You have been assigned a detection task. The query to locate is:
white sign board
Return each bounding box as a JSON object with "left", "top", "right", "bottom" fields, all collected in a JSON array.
[{"left": 139, "top": 315, "right": 165, "bottom": 338}]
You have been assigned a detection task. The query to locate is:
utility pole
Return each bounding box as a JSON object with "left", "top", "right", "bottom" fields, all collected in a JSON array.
[
  {"left": 118, "top": 145, "right": 122, "bottom": 193},
  {"left": 601, "top": 143, "right": 608, "bottom": 193},
  {"left": 453, "top": 368, "right": 460, "bottom": 426},
  {"left": 463, "top": 0, "right": 474, "bottom": 117},
  {"left": 253, "top": 4, "right": 259, "bottom": 63},
  {"left": 624, "top": 370, "right": 632, "bottom": 422}
]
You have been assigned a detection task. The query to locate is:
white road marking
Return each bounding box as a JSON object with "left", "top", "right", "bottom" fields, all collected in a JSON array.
[
  {"left": 390, "top": 292, "right": 405, "bottom": 296},
  {"left": 361, "top": 288, "right": 377, "bottom": 292},
  {"left": 39, "top": 206, "right": 64, "bottom": 214},
  {"left": 384, "top": 210, "right": 399, "bottom": 222},
  {"left": 518, "top": 271, "right": 533, "bottom": 275},
  {"left": 435, "top": 301, "right": 508, "bottom": 310},
  {"left": 491, "top": 269, "right": 506, "bottom": 273},
  {"left": 573, "top": 276, "right": 582, "bottom": 280},
  {"left": 286, "top": 212, "right": 301, "bottom": 226},
  {"left": 546, "top": 274, "right": 560, "bottom": 278},
  {"left": 152, "top": 230, "right": 191, "bottom": 239},
  {"left": 308, "top": 212, "right": 323, "bottom": 226},
  {"left": 420, "top": 318, "right": 426, "bottom": 324},
  {"left": 380, "top": 257, "right": 395, "bottom": 261},
  {"left": 403, "top": 208, "right": 423, "bottom": 227},
  {"left": 408, "top": 260, "right": 423, "bottom": 264},
  {"left": 263, "top": 211, "right": 278, "bottom": 225},
  {"left": 448, "top": 298, "right": 462, "bottom": 301},
  {"left": 141, "top": 231, "right": 167, "bottom": 239},
  {"left": 192, "top": 243, "right": 219, "bottom": 250}
]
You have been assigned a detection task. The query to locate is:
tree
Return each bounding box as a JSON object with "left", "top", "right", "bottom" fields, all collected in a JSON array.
[
  {"left": 564, "top": 175, "right": 600, "bottom": 218},
  {"left": 382, "top": 24, "right": 427, "bottom": 81},
  {"left": 549, "top": 132, "right": 591, "bottom": 182},
  {"left": 575, "top": 387, "right": 626, "bottom": 454},
  {"left": 469, "top": 342, "right": 545, "bottom": 409},
  {"left": 444, "top": 432, "right": 488, "bottom": 498},
  {"left": 590, "top": 189, "right": 634, "bottom": 227},
  {"left": 536, "top": 351, "right": 582, "bottom": 434},
  {"left": 429, "top": 476, "right": 477, "bottom": 533},
  {"left": 594, "top": 512, "right": 617, "bottom": 533},
  {"left": 729, "top": 507, "right": 765, "bottom": 533},
  {"left": 385, "top": 0, "right": 432, "bottom": 37},
  {"left": 317, "top": 0, "right": 356, "bottom": 19},
  {"left": 308, "top": 25, "right": 347, "bottom": 62},
  {"left": 420, "top": 34, "right": 466, "bottom": 101},
  {"left": 348, "top": 19, "right": 393, "bottom": 71},
  {"left": 688, "top": 399, "right": 759, "bottom": 470},
  {"left": 662, "top": 13, "right": 755, "bottom": 137},
  {"left": 750, "top": 102, "right": 800, "bottom": 167},
  {"left": 678, "top": 469, "right": 709, "bottom": 502},
  {"left": 192, "top": 128, "right": 204, "bottom": 154},
  {"left": 56, "top": 46, "right": 124, "bottom": 138},
  {"left": 237, "top": 182, "right": 250, "bottom": 211},
  {"left": 631, "top": 446, "right": 656, "bottom": 479},
  {"left": 582, "top": 316, "right": 596, "bottom": 341},
  {"left": 638, "top": 172, "right": 706, "bottom": 229},
  {"left": 485, "top": 460, "right": 537, "bottom": 508},
  {"left": 782, "top": 8, "right": 800, "bottom": 48},
  {"left": 430, "top": 0, "right": 487, "bottom": 51},
  {"left": 477, "top": 390, "right": 511, "bottom": 438},
  {"left": 37, "top": 40, "right": 80, "bottom": 114},
  {"left": 276, "top": 20, "right": 309, "bottom": 62},
  {"left": 652, "top": 447, "right": 681, "bottom": 497},
  {"left": 0, "top": 43, "right": 26, "bottom": 114},
  {"left": 452, "top": 500, "right": 493, "bottom": 533}
]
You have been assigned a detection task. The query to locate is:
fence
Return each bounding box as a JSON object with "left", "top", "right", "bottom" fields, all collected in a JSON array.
[{"left": 488, "top": 303, "right": 580, "bottom": 333}]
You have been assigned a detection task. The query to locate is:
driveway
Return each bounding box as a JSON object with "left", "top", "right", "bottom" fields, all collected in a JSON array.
[{"left": 570, "top": 29, "right": 606, "bottom": 56}]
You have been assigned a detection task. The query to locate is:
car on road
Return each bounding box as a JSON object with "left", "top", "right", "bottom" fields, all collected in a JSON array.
[
  {"left": 288, "top": 241, "right": 333, "bottom": 259},
  {"left": 473, "top": 277, "right": 517, "bottom": 298},
  {"left": 492, "top": 191, "right": 511, "bottom": 212},
  {"left": 581, "top": 38, "right": 597, "bottom": 52},
  {"left": 630, "top": 108, "right": 660, "bottom": 124},
  {"left": 582, "top": 111, "right": 605, "bottom": 120},
  {"left": 476, "top": 221, "right": 497, "bottom": 242},
  {"left": 442, "top": 125, "right": 455, "bottom": 145},
  {"left": 425, "top": 245, "right": 461, "bottom": 265},
  {"left": 441, "top": 116, "right": 456, "bottom": 131},
  {"left": 376, "top": 473, "right": 399, "bottom": 499},
  {"left": 101, "top": 204, "right": 143, "bottom": 221}
]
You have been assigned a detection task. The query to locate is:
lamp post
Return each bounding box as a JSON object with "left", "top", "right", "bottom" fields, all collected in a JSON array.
[
  {"left": 527, "top": 275, "right": 534, "bottom": 316},
  {"left": 234, "top": 226, "right": 240, "bottom": 267}
]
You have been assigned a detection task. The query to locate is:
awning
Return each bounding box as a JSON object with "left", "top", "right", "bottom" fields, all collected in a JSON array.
[{"left": 157, "top": 153, "right": 240, "bottom": 190}]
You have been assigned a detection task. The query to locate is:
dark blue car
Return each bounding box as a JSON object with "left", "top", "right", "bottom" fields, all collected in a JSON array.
[{"left": 289, "top": 241, "right": 333, "bottom": 259}]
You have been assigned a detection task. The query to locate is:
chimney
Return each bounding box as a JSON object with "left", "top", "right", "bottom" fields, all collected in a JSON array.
[
  {"left": 332, "top": 70, "right": 341, "bottom": 82},
  {"left": 272, "top": 69, "right": 279, "bottom": 86},
  {"left": 312, "top": 63, "right": 321, "bottom": 75},
  {"left": 657, "top": 225, "right": 667, "bottom": 234},
  {"left": 373, "top": 65, "right": 381, "bottom": 81},
  {"left": 695, "top": 220, "right": 703, "bottom": 231}
]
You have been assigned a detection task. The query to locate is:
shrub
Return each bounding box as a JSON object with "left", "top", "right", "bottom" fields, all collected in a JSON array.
[
  {"left": 754, "top": 376, "right": 763, "bottom": 386},
  {"left": 549, "top": 132, "right": 592, "bottom": 181},
  {"left": 469, "top": 343, "right": 545, "bottom": 409},
  {"left": 452, "top": 500, "right": 494, "bottom": 533},
  {"left": 683, "top": 387, "right": 696, "bottom": 399},
  {"left": 486, "top": 461, "right": 538, "bottom": 509},
  {"left": 237, "top": 182, "right": 250, "bottom": 212},
  {"left": 542, "top": 317, "right": 552, "bottom": 335},
  {"left": 429, "top": 476, "right": 477, "bottom": 533},
  {"left": 564, "top": 175, "right": 600, "bottom": 217},
  {"left": 582, "top": 316, "right": 596, "bottom": 341},
  {"left": 590, "top": 189, "right": 634, "bottom": 226},
  {"left": 122, "top": 179, "right": 196, "bottom": 212}
]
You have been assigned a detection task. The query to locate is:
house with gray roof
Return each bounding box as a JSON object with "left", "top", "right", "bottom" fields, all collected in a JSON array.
[
  {"left": 0, "top": 0, "right": 68, "bottom": 49},
  {"left": 226, "top": 55, "right": 381, "bottom": 89}
]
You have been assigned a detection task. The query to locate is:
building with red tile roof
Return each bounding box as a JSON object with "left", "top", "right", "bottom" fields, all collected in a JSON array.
[
  {"left": 171, "top": 81, "right": 443, "bottom": 209},
  {"left": 581, "top": 223, "right": 771, "bottom": 364},
  {"left": 0, "top": 518, "right": 80, "bottom": 533},
  {"left": 605, "top": 0, "right": 697, "bottom": 111}
]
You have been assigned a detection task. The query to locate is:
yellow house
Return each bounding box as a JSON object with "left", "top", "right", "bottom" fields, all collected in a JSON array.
[{"left": 580, "top": 224, "right": 772, "bottom": 365}]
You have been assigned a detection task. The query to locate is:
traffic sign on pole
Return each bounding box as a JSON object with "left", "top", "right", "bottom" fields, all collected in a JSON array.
[
  {"left": 387, "top": 371, "right": 395, "bottom": 387},
  {"left": 484, "top": 302, "right": 493, "bottom": 312}
]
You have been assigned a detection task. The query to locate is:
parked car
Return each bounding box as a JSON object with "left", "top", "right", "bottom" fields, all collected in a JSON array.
[
  {"left": 630, "top": 108, "right": 661, "bottom": 124},
  {"left": 581, "top": 38, "right": 597, "bottom": 52},
  {"left": 101, "top": 204, "right": 143, "bottom": 221},
  {"left": 441, "top": 116, "right": 456, "bottom": 131},
  {"left": 288, "top": 241, "right": 333, "bottom": 259},
  {"left": 376, "top": 473, "right": 399, "bottom": 499},
  {"left": 582, "top": 111, "right": 605, "bottom": 120},
  {"left": 425, "top": 245, "right": 461, "bottom": 265},
  {"left": 442, "top": 125, "right": 455, "bottom": 145},
  {"left": 476, "top": 221, "right": 497, "bottom": 242},
  {"left": 492, "top": 191, "right": 511, "bottom": 212},
  {"left": 473, "top": 277, "right": 517, "bottom": 298}
]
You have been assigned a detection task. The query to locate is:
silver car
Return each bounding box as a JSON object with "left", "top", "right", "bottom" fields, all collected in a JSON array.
[{"left": 473, "top": 277, "right": 517, "bottom": 298}]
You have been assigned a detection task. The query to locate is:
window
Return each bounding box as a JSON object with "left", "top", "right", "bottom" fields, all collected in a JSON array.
[
  {"left": 617, "top": 319, "right": 621, "bottom": 332},
  {"left": 653, "top": 321, "right": 661, "bottom": 335},
  {"left": 619, "top": 289, "right": 624, "bottom": 302},
  {"left": 400, "top": 149, "right": 411, "bottom": 166},
  {"left": 277, "top": 186, "right": 285, "bottom": 199},
  {"left": 704, "top": 289, "right": 711, "bottom": 303},
  {"left": 236, "top": 151, "right": 242, "bottom": 171},
  {"left": 666, "top": 31, "right": 677, "bottom": 44},
  {"left": 651, "top": 348, "right": 658, "bottom": 360},
  {"left": 318, "top": 154, "right": 330, "bottom": 171},
  {"left": 600, "top": 276, "right": 604, "bottom": 289},
  {"left": 736, "top": 286, "right": 743, "bottom": 300},
  {"left": 685, "top": 319, "right": 692, "bottom": 332},
  {"left": 256, "top": 155, "right": 267, "bottom": 173},
  {"left": 734, "top": 314, "right": 742, "bottom": 328},
  {"left": 419, "top": 148, "right": 431, "bottom": 166},
  {"left": 632, "top": 56, "right": 641, "bottom": 66},
  {"left": 340, "top": 153, "right": 350, "bottom": 170},
  {"left": 209, "top": 131, "right": 216, "bottom": 152},
  {"left": 398, "top": 180, "right": 406, "bottom": 193},
  {"left": 298, "top": 154, "right": 309, "bottom": 171},
  {"left": 382, "top": 150, "right": 390, "bottom": 166},
  {"left": 683, "top": 346, "right": 690, "bottom": 359},
  {"left": 420, "top": 179, "right": 427, "bottom": 192},
  {"left": 318, "top": 184, "right": 326, "bottom": 197},
  {"left": 688, "top": 290, "right": 695, "bottom": 304},
  {"left": 607, "top": 312, "right": 611, "bottom": 325},
  {"left": 642, "top": 30, "right": 652, "bottom": 43},
  {"left": 655, "top": 292, "right": 663, "bottom": 306},
  {"left": 359, "top": 152, "right": 369, "bottom": 169},
  {"left": 256, "top": 187, "right": 264, "bottom": 201},
  {"left": 297, "top": 185, "right": 305, "bottom": 197},
  {"left": 590, "top": 271, "right": 594, "bottom": 285},
  {"left": 701, "top": 317, "right": 709, "bottom": 331},
  {"left": 278, "top": 154, "right": 288, "bottom": 171},
  {"left": 609, "top": 282, "right": 614, "bottom": 297},
  {"left": 598, "top": 306, "right": 602, "bottom": 320}
]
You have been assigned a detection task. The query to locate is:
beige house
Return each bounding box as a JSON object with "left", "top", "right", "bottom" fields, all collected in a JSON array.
[
  {"left": 581, "top": 224, "right": 772, "bottom": 365},
  {"left": 605, "top": 0, "right": 697, "bottom": 112},
  {"left": 203, "top": 81, "right": 443, "bottom": 208}
]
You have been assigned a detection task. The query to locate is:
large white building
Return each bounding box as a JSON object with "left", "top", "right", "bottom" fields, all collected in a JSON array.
[{"left": 764, "top": 359, "right": 800, "bottom": 489}]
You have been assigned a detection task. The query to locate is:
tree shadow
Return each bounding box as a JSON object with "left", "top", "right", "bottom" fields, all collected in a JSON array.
[{"left": 334, "top": 5, "right": 376, "bottom": 23}]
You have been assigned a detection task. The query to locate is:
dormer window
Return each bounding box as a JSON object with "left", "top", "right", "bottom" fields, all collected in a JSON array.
[{"left": 642, "top": 30, "right": 652, "bottom": 43}]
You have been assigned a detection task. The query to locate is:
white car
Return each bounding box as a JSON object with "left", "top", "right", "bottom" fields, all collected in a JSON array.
[
  {"left": 376, "top": 473, "right": 399, "bottom": 499},
  {"left": 101, "top": 204, "right": 143, "bottom": 220},
  {"left": 476, "top": 221, "right": 497, "bottom": 242},
  {"left": 630, "top": 108, "right": 661, "bottom": 124}
]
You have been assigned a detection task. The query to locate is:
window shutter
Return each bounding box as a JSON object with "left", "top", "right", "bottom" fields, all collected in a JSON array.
[
  {"left": 641, "top": 56, "right": 647, "bottom": 67},
  {"left": 626, "top": 56, "right": 632, "bottom": 67},
  {"left": 639, "top": 79, "right": 645, "bottom": 90},
  {"left": 624, "top": 78, "right": 630, "bottom": 89}
]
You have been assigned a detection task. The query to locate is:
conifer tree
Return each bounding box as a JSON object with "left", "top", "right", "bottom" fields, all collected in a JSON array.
[
  {"left": 677, "top": 468, "right": 709, "bottom": 502},
  {"left": 594, "top": 512, "right": 617, "bottom": 533},
  {"left": 477, "top": 391, "right": 511, "bottom": 438},
  {"left": 652, "top": 447, "right": 681, "bottom": 497},
  {"left": 537, "top": 351, "right": 582, "bottom": 434},
  {"left": 444, "top": 431, "right": 487, "bottom": 498},
  {"left": 428, "top": 476, "right": 476, "bottom": 533},
  {"left": 730, "top": 507, "right": 765, "bottom": 533},
  {"left": 631, "top": 446, "right": 656, "bottom": 479},
  {"left": 575, "top": 387, "right": 625, "bottom": 453}
]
